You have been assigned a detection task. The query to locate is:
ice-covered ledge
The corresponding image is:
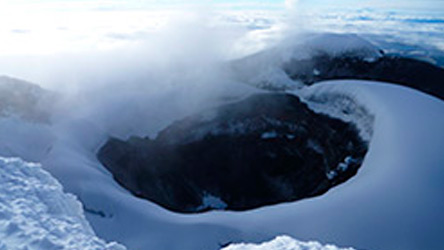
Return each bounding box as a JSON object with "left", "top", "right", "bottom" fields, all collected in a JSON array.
[
  {"left": 221, "top": 235, "right": 355, "bottom": 250},
  {"left": 0, "top": 156, "right": 126, "bottom": 250}
]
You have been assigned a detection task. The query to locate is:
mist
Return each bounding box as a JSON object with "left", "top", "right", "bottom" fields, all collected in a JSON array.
[
  {"left": 2, "top": 0, "right": 441, "bottom": 143},
  {"left": 0, "top": 6, "right": 282, "bottom": 141},
  {"left": 0, "top": 0, "right": 324, "bottom": 143}
]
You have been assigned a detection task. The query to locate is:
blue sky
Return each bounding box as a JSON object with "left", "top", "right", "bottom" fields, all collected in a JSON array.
[{"left": 7, "top": 1, "right": 444, "bottom": 17}]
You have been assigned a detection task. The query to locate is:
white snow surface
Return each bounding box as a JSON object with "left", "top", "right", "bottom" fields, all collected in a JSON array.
[
  {"left": 222, "top": 235, "right": 354, "bottom": 250},
  {"left": 287, "top": 33, "right": 382, "bottom": 60},
  {"left": 297, "top": 88, "right": 375, "bottom": 142},
  {"left": 0, "top": 78, "right": 444, "bottom": 250},
  {"left": 0, "top": 156, "right": 126, "bottom": 250}
]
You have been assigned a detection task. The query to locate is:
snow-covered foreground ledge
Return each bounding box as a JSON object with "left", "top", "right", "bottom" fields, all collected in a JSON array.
[
  {"left": 222, "top": 235, "right": 354, "bottom": 250},
  {"left": 0, "top": 156, "right": 126, "bottom": 250}
]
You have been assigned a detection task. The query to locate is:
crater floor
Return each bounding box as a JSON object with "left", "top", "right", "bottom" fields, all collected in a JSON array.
[{"left": 98, "top": 93, "right": 368, "bottom": 213}]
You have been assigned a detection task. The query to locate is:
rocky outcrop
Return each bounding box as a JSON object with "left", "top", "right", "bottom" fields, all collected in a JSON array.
[
  {"left": 283, "top": 54, "right": 444, "bottom": 100},
  {"left": 232, "top": 33, "right": 444, "bottom": 100},
  {"left": 97, "top": 93, "right": 368, "bottom": 213}
]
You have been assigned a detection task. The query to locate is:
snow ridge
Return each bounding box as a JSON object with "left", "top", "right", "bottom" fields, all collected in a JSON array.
[
  {"left": 222, "top": 235, "right": 355, "bottom": 250},
  {"left": 0, "top": 156, "right": 126, "bottom": 250},
  {"left": 297, "top": 87, "right": 375, "bottom": 142}
]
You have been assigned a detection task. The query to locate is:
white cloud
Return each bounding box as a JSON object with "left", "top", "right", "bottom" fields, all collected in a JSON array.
[{"left": 285, "top": 0, "right": 299, "bottom": 9}]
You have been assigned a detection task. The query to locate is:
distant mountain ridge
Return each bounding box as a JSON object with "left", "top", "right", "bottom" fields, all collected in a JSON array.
[
  {"left": 233, "top": 33, "right": 444, "bottom": 100},
  {"left": 0, "top": 76, "right": 55, "bottom": 123}
]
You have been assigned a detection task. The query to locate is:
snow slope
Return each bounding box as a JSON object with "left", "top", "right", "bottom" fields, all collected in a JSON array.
[
  {"left": 216, "top": 81, "right": 444, "bottom": 250},
  {"left": 1, "top": 74, "right": 443, "bottom": 250},
  {"left": 39, "top": 80, "right": 444, "bottom": 250},
  {"left": 222, "top": 235, "right": 354, "bottom": 250},
  {"left": 0, "top": 79, "right": 443, "bottom": 250},
  {"left": 0, "top": 156, "right": 125, "bottom": 250}
]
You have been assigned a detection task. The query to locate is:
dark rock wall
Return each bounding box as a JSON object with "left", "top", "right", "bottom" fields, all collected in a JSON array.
[
  {"left": 285, "top": 54, "right": 444, "bottom": 100},
  {"left": 98, "top": 94, "right": 368, "bottom": 213}
]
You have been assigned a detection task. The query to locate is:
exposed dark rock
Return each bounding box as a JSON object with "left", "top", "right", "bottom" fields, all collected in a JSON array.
[
  {"left": 97, "top": 93, "right": 368, "bottom": 213},
  {"left": 283, "top": 54, "right": 444, "bottom": 100},
  {"left": 231, "top": 33, "right": 444, "bottom": 100}
]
